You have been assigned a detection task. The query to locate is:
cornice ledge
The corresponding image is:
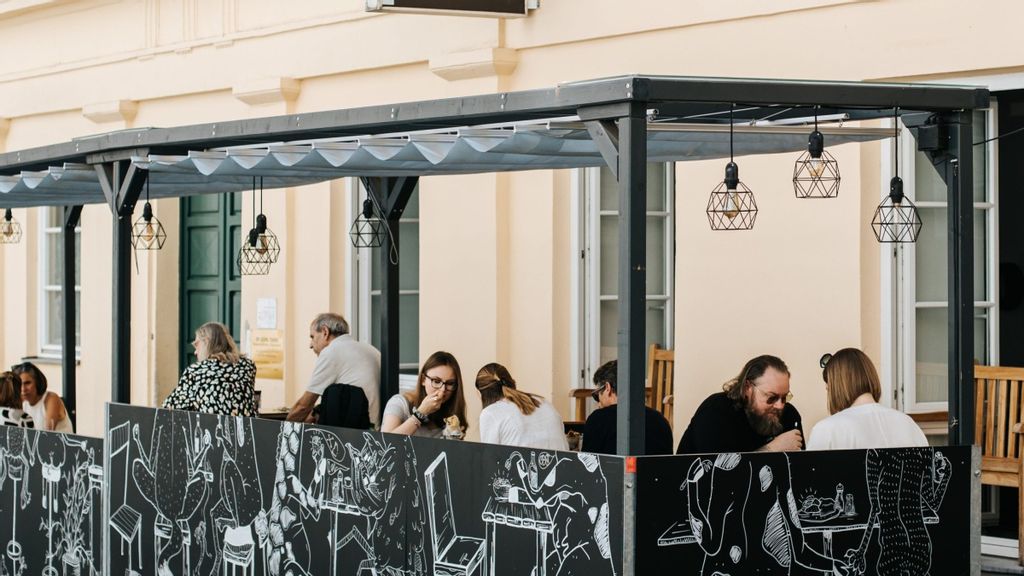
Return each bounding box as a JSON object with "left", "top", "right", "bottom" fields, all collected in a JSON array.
[
  {"left": 429, "top": 47, "right": 518, "bottom": 82},
  {"left": 82, "top": 100, "right": 138, "bottom": 124},
  {"left": 232, "top": 77, "right": 301, "bottom": 106}
]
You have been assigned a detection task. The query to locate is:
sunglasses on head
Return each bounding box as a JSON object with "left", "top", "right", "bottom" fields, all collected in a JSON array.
[{"left": 591, "top": 385, "right": 606, "bottom": 403}]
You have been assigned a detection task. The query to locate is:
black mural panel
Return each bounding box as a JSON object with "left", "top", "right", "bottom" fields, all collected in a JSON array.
[
  {"left": 0, "top": 425, "right": 103, "bottom": 576},
  {"left": 106, "top": 403, "right": 624, "bottom": 576},
  {"left": 634, "top": 447, "right": 972, "bottom": 575}
]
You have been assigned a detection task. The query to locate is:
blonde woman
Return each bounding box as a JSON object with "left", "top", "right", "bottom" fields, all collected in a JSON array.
[
  {"left": 475, "top": 363, "right": 567, "bottom": 451},
  {"left": 163, "top": 322, "right": 257, "bottom": 416},
  {"left": 807, "top": 347, "right": 926, "bottom": 450}
]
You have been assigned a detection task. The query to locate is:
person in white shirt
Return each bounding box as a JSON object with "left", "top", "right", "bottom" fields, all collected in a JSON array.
[
  {"left": 287, "top": 313, "right": 381, "bottom": 427},
  {"left": 807, "top": 348, "right": 927, "bottom": 450},
  {"left": 475, "top": 362, "right": 568, "bottom": 451},
  {"left": 0, "top": 371, "right": 32, "bottom": 428},
  {"left": 14, "top": 361, "right": 72, "bottom": 433}
]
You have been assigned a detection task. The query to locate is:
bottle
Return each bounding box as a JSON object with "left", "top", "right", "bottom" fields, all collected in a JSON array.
[
  {"left": 834, "top": 483, "right": 844, "bottom": 512},
  {"left": 845, "top": 493, "right": 855, "bottom": 516},
  {"left": 528, "top": 452, "right": 539, "bottom": 491}
]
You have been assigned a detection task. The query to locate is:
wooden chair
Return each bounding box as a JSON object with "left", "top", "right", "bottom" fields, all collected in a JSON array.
[
  {"left": 647, "top": 344, "right": 674, "bottom": 425},
  {"left": 975, "top": 365, "right": 1024, "bottom": 564}
]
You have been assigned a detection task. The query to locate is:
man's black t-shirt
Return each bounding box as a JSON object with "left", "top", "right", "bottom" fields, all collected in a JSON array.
[
  {"left": 582, "top": 404, "right": 674, "bottom": 455},
  {"left": 675, "top": 392, "right": 803, "bottom": 454}
]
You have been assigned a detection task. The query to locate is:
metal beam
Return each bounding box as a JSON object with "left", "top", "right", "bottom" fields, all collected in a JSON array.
[
  {"left": 62, "top": 205, "right": 82, "bottom": 427},
  {"left": 584, "top": 120, "right": 620, "bottom": 180},
  {"left": 96, "top": 161, "right": 146, "bottom": 404},
  {"left": 944, "top": 112, "right": 975, "bottom": 445},
  {"left": 361, "top": 176, "right": 418, "bottom": 420}
]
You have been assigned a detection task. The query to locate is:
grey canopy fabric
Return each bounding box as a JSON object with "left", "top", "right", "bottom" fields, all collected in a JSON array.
[{"left": 0, "top": 120, "right": 889, "bottom": 208}]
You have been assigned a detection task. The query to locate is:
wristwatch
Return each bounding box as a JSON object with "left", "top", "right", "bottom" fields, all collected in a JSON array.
[{"left": 411, "top": 407, "right": 430, "bottom": 425}]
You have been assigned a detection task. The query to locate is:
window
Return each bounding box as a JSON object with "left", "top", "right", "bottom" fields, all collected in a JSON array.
[
  {"left": 886, "top": 108, "right": 997, "bottom": 413},
  {"left": 576, "top": 164, "right": 675, "bottom": 388},
  {"left": 348, "top": 180, "right": 420, "bottom": 376},
  {"left": 39, "top": 206, "right": 81, "bottom": 356}
]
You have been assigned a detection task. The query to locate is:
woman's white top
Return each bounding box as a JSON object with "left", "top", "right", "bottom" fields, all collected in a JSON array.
[
  {"left": 807, "top": 402, "right": 927, "bottom": 450},
  {"left": 23, "top": 391, "right": 73, "bottom": 433},
  {"left": 479, "top": 398, "right": 569, "bottom": 451}
]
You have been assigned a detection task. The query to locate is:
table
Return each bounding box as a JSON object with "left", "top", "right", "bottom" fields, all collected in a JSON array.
[{"left": 481, "top": 497, "right": 554, "bottom": 576}]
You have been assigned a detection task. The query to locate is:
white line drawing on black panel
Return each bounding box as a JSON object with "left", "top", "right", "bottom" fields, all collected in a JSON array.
[
  {"left": 1, "top": 425, "right": 37, "bottom": 576},
  {"left": 47, "top": 437, "right": 99, "bottom": 576},
  {"left": 424, "top": 452, "right": 484, "bottom": 576},
  {"left": 840, "top": 448, "right": 950, "bottom": 576},
  {"left": 662, "top": 452, "right": 842, "bottom": 575},
  {"left": 266, "top": 421, "right": 312, "bottom": 576},
  {"left": 483, "top": 451, "right": 615, "bottom": 576},
  {"left": 108, "top": 421, "right": 142, "bottom": 576},
  {"left": 131, "top": 409, "right": 213, "bottom": 576},
  {"left": 204, "top": 415, "right": 263, "bottom": 576}
]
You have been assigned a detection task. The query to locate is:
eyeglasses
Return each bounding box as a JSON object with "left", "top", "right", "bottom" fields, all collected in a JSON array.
[
  {"left": 425, "top": 375, "right": 458, "bottom": 391},
  {"left": 751, "top": 382, "right": 793, "bottom": 406}
]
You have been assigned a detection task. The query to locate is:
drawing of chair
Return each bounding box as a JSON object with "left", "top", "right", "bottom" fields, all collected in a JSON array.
[
  {"left": 222, "top": 525, "right": 255, "bottom": 576},
  {"left": 425, "top": 453, "right": 485, "bottom": 576},
  {"left": 108, "top": 422, "right": 142, "bottom": 576},
  {"left": 153, "top": 515, "right": 191, "bottom": 575}
]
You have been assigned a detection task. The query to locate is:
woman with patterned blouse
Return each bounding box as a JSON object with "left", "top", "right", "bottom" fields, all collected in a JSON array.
[{"left": 163, "top": 322, "right": 257, "bottom": 416}]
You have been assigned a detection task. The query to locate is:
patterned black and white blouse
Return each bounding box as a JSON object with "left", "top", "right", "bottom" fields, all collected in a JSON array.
[
  {"left": 163, "top": 357, "right": 257, "bottom": 417},
  {"left": 0, "top": 407, "right": 33, "bottom": 428}
]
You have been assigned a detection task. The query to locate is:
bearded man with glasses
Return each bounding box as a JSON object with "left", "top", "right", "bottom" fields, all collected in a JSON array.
[{"left": 676, "top": 354, "right": 804, "bottom": 454}]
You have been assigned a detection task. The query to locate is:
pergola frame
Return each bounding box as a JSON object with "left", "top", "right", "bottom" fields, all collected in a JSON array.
[{"left": 0, "top": 75, "right": 988, "bottom": 450}]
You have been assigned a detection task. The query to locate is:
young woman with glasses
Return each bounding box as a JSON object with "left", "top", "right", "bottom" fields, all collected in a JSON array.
[
  {"left": 474, "top": 362, "right": 568, "bottom": 450},
  {"left": 806, "top": 347, "right": 926, "bottom": 450},
  {"left": 381, "top": 351, "right": 468, "bottom": 438}
]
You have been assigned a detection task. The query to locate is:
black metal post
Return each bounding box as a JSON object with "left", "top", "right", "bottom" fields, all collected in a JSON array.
[
  {"left": 945, "top": 112, "right": 975, "bottom": 445},
  {"left": 62, "top": 205, "right": 82, "bottom": 427},
  {"left": 95, "top": 161, "right": 146, "bottom": 404},
  {"left": 617, "top": 103, "right": 647, "bottom": 456},
  {"left": 362, "top": 176, "right": 417, "bottom": 421}
]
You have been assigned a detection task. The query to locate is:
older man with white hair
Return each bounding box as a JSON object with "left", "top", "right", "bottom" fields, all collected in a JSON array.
[{"left": 286, "top": 312, "right": 381, "bottom": 427}]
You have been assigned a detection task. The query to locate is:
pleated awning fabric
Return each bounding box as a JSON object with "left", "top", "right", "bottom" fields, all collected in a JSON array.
[{"left": 0, "top": 120, "right": 889, "bottom": 208}]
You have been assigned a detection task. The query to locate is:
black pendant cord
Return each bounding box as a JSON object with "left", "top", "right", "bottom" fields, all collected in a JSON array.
[
  {"left": 259, "top": 176, "right": 264, "bottom": 218},
  {"left": 894, "top": 107, "right": 899, "bottom": 179},
  {"left": 729, "top": 103, "right": 734, "bottom": 162},
  {"left": 814, "top": 105, "right": 819, "bottom": 132}
]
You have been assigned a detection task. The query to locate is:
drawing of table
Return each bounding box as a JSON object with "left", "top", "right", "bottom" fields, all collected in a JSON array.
[
  {"left": 799, "top": 512, "right": 938, "bottom": 556},
  {"left": 322, "top": 497, "right": 362, "bottom": 576},
  {"left": 481, "top": 497, "right": 554, "bottom": 576}
]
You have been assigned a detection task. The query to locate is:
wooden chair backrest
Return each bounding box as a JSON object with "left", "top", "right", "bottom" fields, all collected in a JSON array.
[
  {"left": 974, "top": 365, "right": 1024, "bottom": 488},
  {"left": 647, "top": 344, "right": 674, "bottom": 425}
]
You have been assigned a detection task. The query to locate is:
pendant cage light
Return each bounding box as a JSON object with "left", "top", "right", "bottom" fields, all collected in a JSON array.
[
  {"left": 0, "top": 209, "right": 22, "bottom": 244},
  {"left": 872, "top": 108, "right": 922, "bottom": 243},
  {"left": 130, "top": 175, "right": 167, "bottom": 250},
  {"left": 793, "top": 106, "right": 841, "bottom": 198},
  {"left": 238, "top": 177, "right": 281, "bottom": 276},
  {"left": 707, "top": 104, "right": 758, "bottom": 230},
  {"left": 349, "top": 197, "right": 386, "bottom": 248}
]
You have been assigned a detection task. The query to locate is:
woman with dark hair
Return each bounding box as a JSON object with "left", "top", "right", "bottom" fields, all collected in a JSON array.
[
  {"left": 163, "top": 321, "right": 257, "bottom": 416},
  {"left": 475, "top": 362, "right": 567, "bottom": 450},
  {"left": 0, "top": 371, "right": 32, "bottom": 428},
  {"left": 14, "top": 361, "right": 72, "bottom": 432},
  {"left": 807, "top": 347, "right": 926, "bottom": 450},
  {"left": 381, "top": 351, "right": 468, "bottom": 438}
]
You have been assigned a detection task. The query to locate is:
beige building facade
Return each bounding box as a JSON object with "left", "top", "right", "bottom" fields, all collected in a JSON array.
[{"left": 0, "top": 0, "right": 1014, "bottom": 455}]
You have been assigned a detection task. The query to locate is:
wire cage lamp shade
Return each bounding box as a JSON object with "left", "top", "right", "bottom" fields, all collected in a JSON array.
[
  {"left": 707, "top": 105, "right": 757, "bottom": 231},
  {"left": 707, "top": 161, "right": 758, "bottom": 230},
  {"left": 872, "top": 176, "right": 922, "bottom": 242},
  {"left": 238, "top": 178, "right": 281, "bottom": 275},
  {"left": 130, "top": 201, "right": 166, "bottom": 250},
  {"left": 349, "top": 198, "right": 386, "bottom": 248},
  {"left": 0, "top": 209, "right": 21, "bottom": 244},
  {"left": 793, "top": 110, "right": 841, "bottom": 198}
]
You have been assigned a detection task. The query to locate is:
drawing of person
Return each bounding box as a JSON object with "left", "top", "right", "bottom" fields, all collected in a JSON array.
[{"left": 684, "top": 452, "right": 844, "bottom": 575}]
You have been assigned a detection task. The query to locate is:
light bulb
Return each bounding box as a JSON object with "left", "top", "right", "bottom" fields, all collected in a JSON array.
[
  {"left": 722, "top": 191, "right": 740, "bottom": 220},
  {"left": 1, "top": 221, "right": 11, "bottom": 238},
  {"left": 256, "top": 235, "right": 269, "bottom": 255},
  {"left": 142, "top": 222, "right": 156, "bottom": 244},
  {"left": 807, "top": 156, "right": 826, "bottom": 179}
]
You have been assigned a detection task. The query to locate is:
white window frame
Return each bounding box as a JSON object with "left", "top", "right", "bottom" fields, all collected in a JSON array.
[
  {"left": 38, "top": 206, "right": 81, "bottom": 358},
  {"left": 880, "top": 106, "right": 999, "bottom": 414},
  {"left": 572, "top": 164, "right": 676, "bottom": 391},
  {"left": 345, "top": 178, "right": 420, "bottom": 384}
]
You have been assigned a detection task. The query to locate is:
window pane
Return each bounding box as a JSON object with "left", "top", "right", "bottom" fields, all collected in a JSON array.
[
  {"left": 975, "top": 209, "right": 987, "bottom": 299},
  {"left": 599, "top": 215, "right": 618, "bottom": 297},
  {"left": 974, "top": 110, "right": 987, "bottom": 203},
  {"left": 599, "top": 300, "right": 618, "bottom": 366},
  {"left": 599, "top": 167, "right": 617, "bottom": 212},
  {"left": 74, "top": 232, "right": 81, "bottom": 286},
  {"left": 647, "top": 216, "right": 666, "bottom": 295},
  {"left": 46, "top": 233, "right": 62, "bottom": 286},
  {"left": 915, "top": 207, "right": 947, "bottom": 302},
  {"left": 647, "top": 163, "right": 666, "bottom": 212},
  {"left": 46, "top": 207, "right": 61, "bottom": 228},
  {"left": 46, "top": 291, "right": 63, "bottom": 347},
  {"left": 914, "top": 149, "right": 947, "bottom": 203},
  {"left": 915, "top": 306, "right": 988, "bottom": 403},
  {"left": 370, "top": 294, "right": 380, "bottom": 349},
  {"left": 647, "top": 302, "right": 666, "bottom": 349},
  {"left": 371, "top": 248, "right": 381, "bottom": 292},
  {"left": 399, "top": 294, "right": 419, "bottom": 367},
  {"left": 403, "top": 189, "right": 419, "bottom": 219},
  {"left": 75, "top": 291, "right": 81, "bottom": 344},
  {"left": 399, "top": 222, "right": 419, "bottom": 292}
]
